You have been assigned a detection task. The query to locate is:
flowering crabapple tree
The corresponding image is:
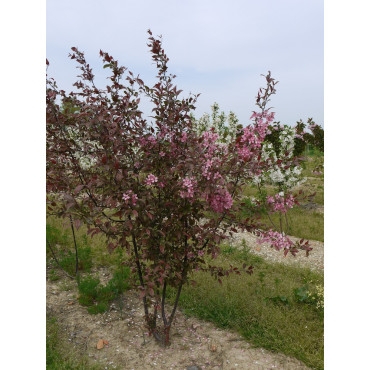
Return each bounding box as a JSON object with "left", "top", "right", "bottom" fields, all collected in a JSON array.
[{"left": 46, "top": 30, "right": 311, "bottom": 345}]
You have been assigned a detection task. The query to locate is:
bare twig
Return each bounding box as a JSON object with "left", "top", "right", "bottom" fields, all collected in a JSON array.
[
  {"left": 69, "top": 215, "right": 79, "bottom": 281},
  {"left": 46, "top": 239, "right": 75, "bottom": 279}
]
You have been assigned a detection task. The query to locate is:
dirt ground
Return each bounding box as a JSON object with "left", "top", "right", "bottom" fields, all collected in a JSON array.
[{"left": 47, "top": 268, "right": 309, "bottom": 370}]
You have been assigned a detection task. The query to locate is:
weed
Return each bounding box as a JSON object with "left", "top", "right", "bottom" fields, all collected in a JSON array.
[
  {"left": 293, "top": 285, "right": 311, "bottom": 303},
  {"left": 266, "top": 295, "right": 289, "bottom": 305},
  {"left": 77, "top": 267, "right": 130, "bottom": 315},
  {"left": 58, "top": 246, "right": 93, "bottom": 276}
]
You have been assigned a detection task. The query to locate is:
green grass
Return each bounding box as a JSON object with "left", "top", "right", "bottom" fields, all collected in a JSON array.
[
  {"left": 46, "top": 217, "right": 118, "bottom": 268},
  {"left": 167, "top": 245, "right": 324, "bottom": 369},
  {"left": 257, "top": 207, "right": 323, "bottom": 242},
  {"left": 78, "top": 266, "right": 130, "bottom": 314},
  {"left": 238, "top": 202, "right": 323, "bottom": 242},
  {"left": 46, "top": 316, "right": 101, "bottom": 369}
]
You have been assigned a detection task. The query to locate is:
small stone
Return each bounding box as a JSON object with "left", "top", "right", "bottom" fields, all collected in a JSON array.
[{"left": 186, "top": 367, "right": 201, "bottom": 370}]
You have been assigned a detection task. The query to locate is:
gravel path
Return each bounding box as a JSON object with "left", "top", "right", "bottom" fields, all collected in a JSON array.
[{"left": 230, "top": 230, "right": 324, "bottom": 272}]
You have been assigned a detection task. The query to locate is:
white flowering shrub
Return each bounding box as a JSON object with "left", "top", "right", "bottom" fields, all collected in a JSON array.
[
  {"left": 256, "top": 125, "right": 306, "bottom": 190},
  {"left": 196, "top": 103, "right": 240, "bottom": 144}
]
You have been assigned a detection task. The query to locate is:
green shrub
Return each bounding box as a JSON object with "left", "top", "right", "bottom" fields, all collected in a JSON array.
[
  {"left": 58, "top": 246, "right": 93, "bottom": 275},
  {"left": 78, "top": 276, "right": 100, "bottom": 305}
]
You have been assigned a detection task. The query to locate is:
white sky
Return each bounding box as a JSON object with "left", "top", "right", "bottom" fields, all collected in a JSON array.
[{"left": 47, "top": 0, "right": 323, "bottom": 126}]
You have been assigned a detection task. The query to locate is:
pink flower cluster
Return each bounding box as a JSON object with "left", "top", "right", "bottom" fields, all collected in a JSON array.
[
  {"left": 237, "top": 145, "right": 252, "bottom": 160},
  {"left": 250, "top": 110, "right": 275, "bottom": 123},
  {"left": 205, "top": 187, "right": 233, "bottom": 213},
  {"left": 257, "top": 230, "right": 293, "bottom": 251},
  {"left": 202, "top": 159, "right": 214, "bottom": 180},
  {"left": 266, "top": 193, "right": 295, "bottom": 213},
  {"left": 237, "top": 112, "right": 273, "bottom": 160},
  {"left": 201, "top": 131, "right": 220, "bottom": 158},
  {"left": 237, "top": 125, "right": 266, "bottom": 160},
  {"left": 308, "top": 123, "right": 317, "bottom": 131},
  {"left": 145, "top": 173, "right": 158, "bottom": 186},
  {"left": 122, "top": 190, "right": 138, "bottom": 205},
  {"left": 139, "top": 135, "right": 157, "bottom": 149},
  {"left": 180, "top": 132, "right": 188, "bottom": 143},
  {"left": 179, "top": 177, "right": 197, "bottom": 199}
]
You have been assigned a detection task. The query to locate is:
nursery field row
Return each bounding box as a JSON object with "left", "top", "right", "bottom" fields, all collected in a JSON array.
[{"left": 46, "top": 208, "right": 324, "bottom": 369}]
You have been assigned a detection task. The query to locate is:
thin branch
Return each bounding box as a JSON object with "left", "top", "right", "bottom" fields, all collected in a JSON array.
[
  {"left": 46, "top": 239, "right": 75, "bottom": 279},
  {"left": 161, "top": 282, "right": 168, "bottom": 326},
  {"left": 266, "top": 211, "right": 279, "bottom": 231},
  {"left": 169, "top": 256, "right": 188, "bottom": 325},
  {"left": 285, "top": 212, "right": 290, "bottom": 235},
  {"left": 69, "top": 215, "right": 79, "bottom": 280},
  {"left": 279, "top": 212, "right": 283, "bottom": 234},
  {"left": 130, "top": 224, "right": 149, "bottom": 318}
]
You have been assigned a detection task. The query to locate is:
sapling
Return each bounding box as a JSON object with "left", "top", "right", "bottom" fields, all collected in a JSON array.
[{"left": 47, "top": 30, "right": 311, "bottom": 345}]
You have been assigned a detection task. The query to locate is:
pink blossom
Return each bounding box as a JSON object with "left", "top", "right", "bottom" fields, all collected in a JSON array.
[
  {"left": 213, "top": 172, "right": 223, "bottom": 182},
  {"left": 202, "top": 159, "right": 214, "bottom": 180},
  {"left": 180, "top": 132, "right": 188, "bottom": 143},
  {"left": 201, "top": 131, "right": 220, "bottom": 158},
  {"left": 145, "top": 174, "right": 158, "bottom": 186},
  {"left": 258, "top": 230, "right": 293, "bottom": 251},
  {"left": 266, "top": 193, "right": 295, "bottom": 213},
  {"left": 159, "top": 151, "right": 165, "bottom": 157},
  {"left": 179, "top": 177, "right": 197, "bottom": 199},
  {"left": 131, "top": 193, "right": 138, "bottom": 205},
  {"left": 236, "top": 121, "right": 269, "bottom": 161},
  {"left": 237, "top": 146, "right": 252, "bottom": 160},
  {"left": 205, "top": 187, "right": 233, "bottom": 213},
  {"left": 139, "top": 135, "right": 157, "bottom": 148},
  {"left": 122, "top": 190, "right": 138, "bottom": 205},
  {"left": 266, "top": 112, "right": 275, "bottom": 122},
  {"left": 122, "top": 193, "right": 130, "bottom": 202}
]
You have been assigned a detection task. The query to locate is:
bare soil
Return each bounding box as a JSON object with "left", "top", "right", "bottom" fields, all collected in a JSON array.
[{"left": 47, "top": 268, "right": 309, "bottom": 370}]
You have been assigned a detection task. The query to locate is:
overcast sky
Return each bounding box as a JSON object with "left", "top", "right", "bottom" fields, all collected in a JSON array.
[{"left": 47, "top": 0, "right": 323, "bottom": 127}]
